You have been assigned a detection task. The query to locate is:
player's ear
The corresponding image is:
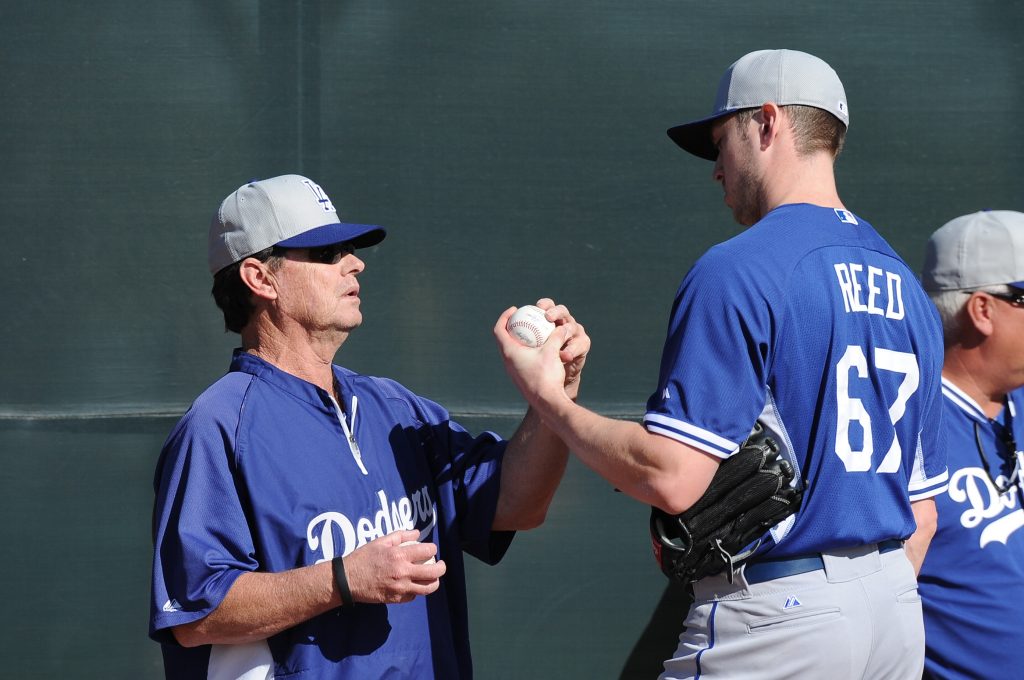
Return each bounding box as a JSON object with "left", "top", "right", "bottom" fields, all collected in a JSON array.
[
  {"left": 239, "top": 257, "right": 280, "bottom": 301},
  {"left": 758, "top": 103, "right": 781, "bottom": 150},
  {"left": 963, "top": 292, "right": 995, "bottom": 337}
]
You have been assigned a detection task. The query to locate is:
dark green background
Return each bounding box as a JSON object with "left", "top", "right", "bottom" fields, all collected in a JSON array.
[{"left": 1, "top": 1, "right": 1021, "bottom": 677}]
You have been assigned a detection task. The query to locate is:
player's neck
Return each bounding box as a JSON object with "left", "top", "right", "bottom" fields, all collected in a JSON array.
[
  {"left": 943, "top": 350, "right": 1007, "bottom": 418},
  {"left": 765, "top": 153, "right": 843, "bottom": 214},
  {"left": 243, "top": 321, "right": 345, "bottom": 396}
]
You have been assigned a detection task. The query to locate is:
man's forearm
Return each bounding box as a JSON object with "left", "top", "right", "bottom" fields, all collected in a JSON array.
[
  {"left": 172, "top": 530, "right": 446, "bottom": 647},
  {"left": 906, "top": 498, "right": 937, "bottom": 576},
  {"left": 173, "top": 562, "right": 339, "bottom": 647},
  {"left": 529, "top": 395, "right": 720, "bottom": 515},
  {"left": 492, "top": 407, "right": 570, "bottom": 531}
]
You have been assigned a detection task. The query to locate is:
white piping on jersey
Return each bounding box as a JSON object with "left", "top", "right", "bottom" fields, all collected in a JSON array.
[
  {"left": 896, "top": 380, "right": 951, "bottom": 499},
  {"left": 911, "top": 431, "right": 927, "bottom": 491},
  {"left": 909, "top": 427, "right": 949, "bottom": 500},
  {"left": 909, "top": 469, "right": 949, "bottom": 492},
  {"left": 757, "top": 394, "right": 799, "bottom": 544},
  {"left": 329, "top": 394, "right": 368, "bottom": 475},
  {"left": 643, "top": 413, "right": 737, "bottom": 457},
  {"left": 941, "top": 377, "right": 989, "bottom": 424}
]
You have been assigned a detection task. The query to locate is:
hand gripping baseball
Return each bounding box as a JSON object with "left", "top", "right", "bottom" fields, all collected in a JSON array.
[
  {"left": 506, "top": 305, "right": 556, "bottom": 347},
  {"left": 340, "top": 530, "right": 446, "bottom": 605},
  {"left": 494, "top": 299, "right": 590, "bottom": 403},
  {"left": 649, "top": 423, "right": 803, "bottom": 586}
]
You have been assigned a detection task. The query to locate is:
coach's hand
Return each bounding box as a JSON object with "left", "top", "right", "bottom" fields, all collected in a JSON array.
[{"left": 342, "top": 530, "right": 446, "bottom": 604}]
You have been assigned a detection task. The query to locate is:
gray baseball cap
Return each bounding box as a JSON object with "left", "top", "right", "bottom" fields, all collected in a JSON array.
[
  {"left": 208, "top": 174, "right": 386, "bottom": 274},
  {"left": 667, "top": 49, "right": 849, "bottom": 160},
  {"left": 922, "top": 210, "right": 1024, "bottom": 292}
]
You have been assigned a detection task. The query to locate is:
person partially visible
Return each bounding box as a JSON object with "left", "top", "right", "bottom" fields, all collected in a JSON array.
[
  {"left": 917, "top": 210, "right": 1024, "bottom": 680},
  {"left": 148, "top": 174, "right": 590, "bottom": 678}
]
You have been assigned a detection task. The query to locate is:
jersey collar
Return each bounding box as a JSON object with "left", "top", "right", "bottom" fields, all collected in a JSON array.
[
  {"left": 229, "top": 349, "right": 343, "bottom": 410},
  {"left": 941, "top": 376, "right": 1006, "bottom": 426}
]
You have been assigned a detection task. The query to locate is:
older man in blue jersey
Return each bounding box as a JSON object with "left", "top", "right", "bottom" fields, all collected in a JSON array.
[
  {"left": 496, "top": 49, "right": 948, "bottom": 679},
  {"left": 916, "top": 210, "right": 1024, "bottom": 680},
  {"left": 148, "top": 174, "right": 590, "bottom": 678}
]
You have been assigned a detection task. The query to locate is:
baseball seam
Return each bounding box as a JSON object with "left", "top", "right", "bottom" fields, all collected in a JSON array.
[{"left": 509, "top": 321, "right": 545, "bottom": 346}]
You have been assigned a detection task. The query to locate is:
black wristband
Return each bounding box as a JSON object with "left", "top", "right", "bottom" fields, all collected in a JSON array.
[{"left": 331, "top": 556, "right": 355, "bottom": 607}]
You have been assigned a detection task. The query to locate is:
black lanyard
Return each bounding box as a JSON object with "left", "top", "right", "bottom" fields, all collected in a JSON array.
[{"left": 973, "top": 399, "right": 1021, "bottom": 494}]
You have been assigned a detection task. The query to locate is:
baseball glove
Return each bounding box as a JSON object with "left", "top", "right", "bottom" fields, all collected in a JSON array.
[{"left": 650, "top": 422, "right": 803, "bottom": 585}]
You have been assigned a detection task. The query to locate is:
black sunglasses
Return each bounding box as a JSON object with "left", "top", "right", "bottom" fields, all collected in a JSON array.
[
  {"left": 274, "top": 242, "right": 356, "bottom": 265},
  {"left": 988, "top": 291, "right": 1024, "bottom": 307},
  {"left": 310, "top": 242, "right": 356, "bottom": 265},
  {"left": 962, "top": 289, "right": 1024, "bottom": 307}
]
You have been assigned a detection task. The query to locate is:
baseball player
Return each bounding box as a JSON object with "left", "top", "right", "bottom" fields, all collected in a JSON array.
[
  {"left": 495, "top": 49, "right": 948, "bottom": 679},
  {"left": 148, "top": 174, "right": 590, "bottom": 678},
  {"left": 916, "top": 210, "right": 1024, "bottom": 680}
]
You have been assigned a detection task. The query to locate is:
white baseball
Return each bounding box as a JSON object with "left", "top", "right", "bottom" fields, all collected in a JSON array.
[
  {"left": 400, "top": 540, "right": 436, "bottom": 565},
  {"left": 506, "top": 305, "right": 556, "bottom": 347}
]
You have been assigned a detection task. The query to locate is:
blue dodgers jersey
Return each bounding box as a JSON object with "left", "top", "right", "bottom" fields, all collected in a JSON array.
[
  {"left": 645, "top": 204, "right": 948, "bottom": 559},
  {"left": 150, "top": 351, "right": 512, "bottom": 679},
  {"left": 919, "top": 382, "right": 1024, "bottom": 680}
]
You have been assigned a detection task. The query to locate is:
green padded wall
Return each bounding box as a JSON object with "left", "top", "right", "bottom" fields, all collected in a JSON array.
[{"left": 1, "top": 1, "right": 1021, "bottom": 677}]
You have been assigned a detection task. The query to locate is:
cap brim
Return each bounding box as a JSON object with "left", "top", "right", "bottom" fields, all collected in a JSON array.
[
  {"left": 667, "top": 111, "right": 729, "bottom": 161},
  {"left": 277, "top": 222, "right": 387, "bottom": 250}
]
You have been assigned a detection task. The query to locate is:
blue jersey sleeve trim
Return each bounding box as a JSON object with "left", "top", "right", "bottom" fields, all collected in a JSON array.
[
  {"left": 910, "top": 469, "right": 949, "bottom": 491},
  {"left": 909, "top": 469, "right": 950, "bottom": 500},
  {"left": 643, "top": 413, "right": 737, "bottom": 458},
  {"left": 909, "top": 485, "right": 948, "bottom": 501}
]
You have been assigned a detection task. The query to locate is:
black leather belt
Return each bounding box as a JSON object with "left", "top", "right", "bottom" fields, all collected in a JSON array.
[{"left": 744, "top": 539, "right": 904, "bottom": 585}]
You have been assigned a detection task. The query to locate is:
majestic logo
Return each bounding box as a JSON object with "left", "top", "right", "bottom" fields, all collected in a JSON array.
[
  {"left": 306, "top": 485, "right": 437, "bottom": 562},
  {"left": 948, "top": 467, "right": 1024, "bottom": 547},
  {"left": 783, "top": 595, "right": 802, "bottom": 610},
  {"left": 162, "top": 599, "right": 181, "bottom": 613}
]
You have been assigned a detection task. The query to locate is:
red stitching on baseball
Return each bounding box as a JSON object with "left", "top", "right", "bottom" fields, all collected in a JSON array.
[{"left": 509, "top": 321, "right": 543, "bottom": 345}]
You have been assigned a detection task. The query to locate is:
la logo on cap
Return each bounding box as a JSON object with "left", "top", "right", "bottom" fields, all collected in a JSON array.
[{"left": 302, "top": 178, "right": 336, "bottom": 213}]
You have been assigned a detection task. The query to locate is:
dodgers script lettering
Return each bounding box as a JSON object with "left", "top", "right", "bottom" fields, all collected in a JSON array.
[{"left": 306, "top": 485, "right": 437, "bottom": 562}]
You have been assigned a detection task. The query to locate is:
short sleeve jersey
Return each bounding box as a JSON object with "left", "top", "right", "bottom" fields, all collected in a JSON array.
[
  {"left": 919, "top": 381, "right": 1024, "bottom": 680},
  {"left": 644, "top": 204, "right": 948, "bottom": 558},
  {"left": 149, "top": 351, "right": 512, "bottom": 678}
]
